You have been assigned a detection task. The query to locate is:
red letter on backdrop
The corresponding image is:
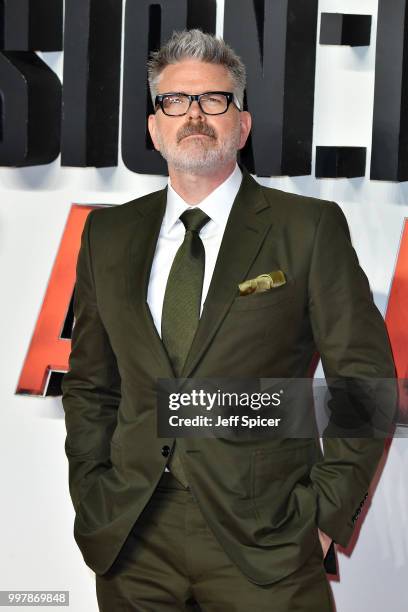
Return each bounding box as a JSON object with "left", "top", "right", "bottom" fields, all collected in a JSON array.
[
  {"left": 385, "top": 218, "right": 408, "bottom": 423},
  {"left": 16, "top": 204, "right": 102, "bottom": 396}
]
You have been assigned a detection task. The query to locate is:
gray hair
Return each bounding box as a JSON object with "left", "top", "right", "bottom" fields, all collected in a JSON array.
[{"left": 147, "top": 29, "right": 246, "bottom": 108}]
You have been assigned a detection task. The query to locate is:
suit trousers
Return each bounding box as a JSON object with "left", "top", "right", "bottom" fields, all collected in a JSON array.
[{"left": 95, "top": 471, "right": 334, "bottom": 612}]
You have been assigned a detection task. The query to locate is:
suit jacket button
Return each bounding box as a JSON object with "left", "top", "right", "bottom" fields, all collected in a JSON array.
[{"left": 161, "top": 445, "right": 171, "bottom": 457}]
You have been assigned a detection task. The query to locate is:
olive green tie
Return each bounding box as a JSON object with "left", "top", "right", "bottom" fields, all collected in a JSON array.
[{"left": 161, "top": 207, "right": 210, "bottom": 487}]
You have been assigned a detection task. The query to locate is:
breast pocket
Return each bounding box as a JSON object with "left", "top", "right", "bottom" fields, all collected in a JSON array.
[{"left": 230, "top": 281, "right": 297, "bottom": 312}]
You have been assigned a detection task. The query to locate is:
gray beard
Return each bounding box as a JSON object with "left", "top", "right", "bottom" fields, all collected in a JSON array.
[{"left": 155, "top": 131, "right": 241, "bottom": 176}]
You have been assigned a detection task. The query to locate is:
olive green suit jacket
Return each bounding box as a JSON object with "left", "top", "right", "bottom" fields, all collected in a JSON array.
[{"left": 61, "top": 168, "right": 396, "bottom": 585}]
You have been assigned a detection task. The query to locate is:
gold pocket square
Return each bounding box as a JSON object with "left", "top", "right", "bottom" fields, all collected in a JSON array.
[{"left": 238, "top": 270, "right": 286, "bottom": 296}]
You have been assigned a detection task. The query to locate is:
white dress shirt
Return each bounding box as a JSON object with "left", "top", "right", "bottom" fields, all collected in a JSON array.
[{"left": 147, "top": 163, "right": 243, "bottom": 337}]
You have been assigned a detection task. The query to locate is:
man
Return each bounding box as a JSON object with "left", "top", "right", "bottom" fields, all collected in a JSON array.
[{"left": 62, "top": 29, "right": 396, "bottom": 611}]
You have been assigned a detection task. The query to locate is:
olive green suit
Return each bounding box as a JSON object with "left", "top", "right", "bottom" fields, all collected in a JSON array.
[{"left": 62, "top": 168, "right": 396, "bottom": 599}]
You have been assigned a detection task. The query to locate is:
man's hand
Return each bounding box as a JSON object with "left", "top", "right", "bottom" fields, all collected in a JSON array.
[{"left": 318, "top": 528, "right": 333, "bottom": 558}]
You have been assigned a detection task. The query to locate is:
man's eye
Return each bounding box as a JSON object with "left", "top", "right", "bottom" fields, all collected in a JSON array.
[
  {"left": 202, "top": 95, "right": 224, "bottom": 105},
  {"left": 166, "top": 96, "right": 183, "bottom": 105}
]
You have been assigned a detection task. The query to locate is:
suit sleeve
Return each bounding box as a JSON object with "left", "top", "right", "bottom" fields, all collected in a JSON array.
[
  {"left": 61, "top": 210, "right": 121, "bottom": 513},
  {"left": 307, "top": 201, "right": 397, "bottom": 547}
]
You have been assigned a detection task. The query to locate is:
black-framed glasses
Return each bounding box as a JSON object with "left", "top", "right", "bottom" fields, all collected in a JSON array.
[{"left": 154, "top": 91, "right": 241, "bottom": 116}]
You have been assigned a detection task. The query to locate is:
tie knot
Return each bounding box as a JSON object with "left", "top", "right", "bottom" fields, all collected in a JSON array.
[{"left": 180, "top": 208, "right": 210, "bottom": 234}]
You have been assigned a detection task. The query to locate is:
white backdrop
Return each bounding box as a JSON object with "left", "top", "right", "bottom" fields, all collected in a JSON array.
[{"left": 1, "top": 1, "right": 407, "bottom": 610}]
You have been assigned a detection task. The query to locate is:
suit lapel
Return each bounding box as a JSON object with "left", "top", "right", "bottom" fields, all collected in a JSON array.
[
  {"left": 127, "top": 187, "right": 175, "bottom": 377},
  {"left": 180, "top": 170, "right": 273, "bottom": 378}
]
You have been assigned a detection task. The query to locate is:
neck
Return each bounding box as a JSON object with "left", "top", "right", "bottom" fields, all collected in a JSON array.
[{"left": 168, "top": 160, "right": 237, "bottom": 205}]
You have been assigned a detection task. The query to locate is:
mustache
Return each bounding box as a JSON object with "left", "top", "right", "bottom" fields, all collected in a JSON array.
[{"left": 177, "top": 123, "right": 217, "bottom": 143}]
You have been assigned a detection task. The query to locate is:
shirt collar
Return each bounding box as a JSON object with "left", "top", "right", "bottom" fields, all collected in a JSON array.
[{"left": 164, "top": 163, "right": 243, "bottom": 234}]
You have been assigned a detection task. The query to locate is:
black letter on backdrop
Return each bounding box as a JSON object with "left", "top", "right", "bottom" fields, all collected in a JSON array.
[
  {"left": 0, "top": 0, "right": 62, "bottom": 166},
  {"left": 122, "top": 0, "right": 216, "bottom": 175},
  {"left": 316, "top": 147, "right": 367, "bottom": 178},
  {"left": 320, "top": 13, "right": 372, "bottom": 47},
  {"left": 224, "top": 0, "right": 318, "bottom": 177},
  {"left": 371, "top": 0, "right": 408, "bottom": 181},
  {"left": 61, "top": 0, "right": 123, "bottom": 167}
]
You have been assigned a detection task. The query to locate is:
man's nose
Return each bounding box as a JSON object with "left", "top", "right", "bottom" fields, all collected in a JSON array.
[{"left": 187, "top": 99, "right": 205, "bottom": 120}]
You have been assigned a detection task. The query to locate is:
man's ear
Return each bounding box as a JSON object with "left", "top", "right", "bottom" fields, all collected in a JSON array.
[
  {"left": 148, "top": 114, "right": 160, "bottom": 152},
  {"left": 238, "top": 111, "right": 252, "bottom": 150}
]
